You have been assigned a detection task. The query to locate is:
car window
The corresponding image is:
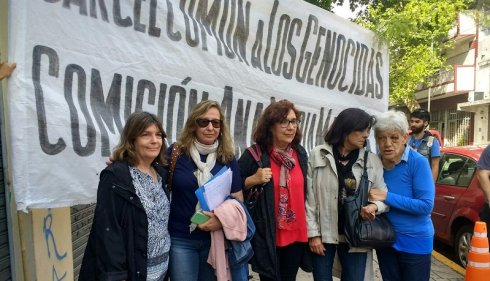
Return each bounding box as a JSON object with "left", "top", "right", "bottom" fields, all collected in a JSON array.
[
  {"left": 458, "top": 159, "right": 476, "bottom": 186},
  {"left": 437, "top": 154, "right": 473, "bottom": 187}
]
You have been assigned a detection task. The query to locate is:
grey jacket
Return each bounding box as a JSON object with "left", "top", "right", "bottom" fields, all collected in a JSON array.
[{"left": 306, "top": 144, "right": 388, "bottom": 247}]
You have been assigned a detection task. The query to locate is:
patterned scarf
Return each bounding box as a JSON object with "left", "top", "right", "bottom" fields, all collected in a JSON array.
[{"left": 270, "top": 145, "right": 297, "bottom": 230}]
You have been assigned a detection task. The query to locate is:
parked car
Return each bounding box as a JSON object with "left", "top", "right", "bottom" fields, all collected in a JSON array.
[{"left": 432, "top": 145, "right": 486, "bottom": 267}]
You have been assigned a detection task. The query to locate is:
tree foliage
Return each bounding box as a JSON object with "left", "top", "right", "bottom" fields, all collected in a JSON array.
[
  {"left": 355, "top": 0, "right": 468, "bottom": 109},
  {"left": 307, "top": 0, "right": 472, "bottom": 109}
]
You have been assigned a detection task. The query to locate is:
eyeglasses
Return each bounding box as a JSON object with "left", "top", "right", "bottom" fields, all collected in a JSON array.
[
  {"left": 196, "top": 118, "right": 222, "bottom": 128},
  {"left": 279, "top": 119, "right": 300, "bottom": 128}
]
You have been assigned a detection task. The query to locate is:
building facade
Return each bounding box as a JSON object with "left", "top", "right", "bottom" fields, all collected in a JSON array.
[{"left": 415, "top": 11, "right": 490, "bottom": 147}]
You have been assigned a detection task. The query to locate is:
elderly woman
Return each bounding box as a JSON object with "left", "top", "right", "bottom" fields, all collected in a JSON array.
[
  {"left": 370, "top": 110, "right": 435, "bottom": 281},
  {"left": 306, "top": 108, "right": 388, "bottom": 281},
  {"left": 238, "top": 99, "right": 309, "bottom": 281},
  {"left": 167, "top": 100, "right": 244, "bottom": 281},
  {"left": 80, "top": 111, "right": 170, "bottom": 281}
]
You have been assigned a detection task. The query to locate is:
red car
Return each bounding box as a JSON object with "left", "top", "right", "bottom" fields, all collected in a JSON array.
[{"left": 432, "top": 145, "right": 486, "bottom": 267}]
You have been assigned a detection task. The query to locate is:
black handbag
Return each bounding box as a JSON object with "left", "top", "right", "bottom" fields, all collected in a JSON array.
[
  {"left": 343, "top": 150, "right": 396, "bottom": 249},
  {"left": 244, "top": 144, "right": 265, "bottom": 216}
]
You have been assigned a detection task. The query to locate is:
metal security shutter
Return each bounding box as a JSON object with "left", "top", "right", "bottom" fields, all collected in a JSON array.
[
  {"left": 71, "top": 204, "right": 95, "bottom": 280},
  {"left": 0, "top": 129, "right": 11, "bottom": 280}
]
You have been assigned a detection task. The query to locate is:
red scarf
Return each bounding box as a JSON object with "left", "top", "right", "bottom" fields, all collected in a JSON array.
[{"left": 270, "top": 145, "right": 297, "bottom": 230}]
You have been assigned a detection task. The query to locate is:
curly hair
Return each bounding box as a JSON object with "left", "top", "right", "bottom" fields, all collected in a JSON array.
[
  {"left": 177, "top": 100, "right": 235, "bottom": 163},
  {"left": 324, "top": 108, "right": 375, "bottom": 147},
  {"left": 253, "top": 99, "right": 302, "bottom": 150},
  {"left": 112, "top": 111, "right": 167, "bottom": 166},
  {"left": 373, "top": 110, "right": 409, "bottom": 137}
]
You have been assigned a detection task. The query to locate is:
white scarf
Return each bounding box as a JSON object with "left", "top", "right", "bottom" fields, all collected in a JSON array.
[
  {"left": 189, "top": 139, "right": 218, "bottom": 185},
  {"left": 189, "top": 139, "right": 219, "bottom": 232}
]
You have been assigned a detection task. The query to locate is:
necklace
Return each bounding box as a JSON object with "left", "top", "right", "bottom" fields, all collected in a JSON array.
[{"left": 336, "top": 149, "right": 354, "bottom": 162}]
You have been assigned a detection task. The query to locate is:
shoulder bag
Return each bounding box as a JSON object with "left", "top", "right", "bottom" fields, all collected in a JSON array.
[
  {"left": 343, "top": 150, "right": 396, "bottom": 249},
  {"left": 244, "top": 144, "right": 265, "bottom": 213}
]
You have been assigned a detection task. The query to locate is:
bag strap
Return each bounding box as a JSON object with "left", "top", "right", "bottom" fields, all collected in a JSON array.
[
  {"left": 247, "top": 144, "right": 263, "bottom": 168},
  {"left": 359, "top": 150, "right": 369, "bottom": 205},
  {"left": 167, "top": 143, "right": 182, "bottom": 192}
]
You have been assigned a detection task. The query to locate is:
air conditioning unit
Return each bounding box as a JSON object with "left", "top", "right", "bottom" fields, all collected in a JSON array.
[{"left": 468, "top": 91, "right": 488, "bottom": 102}]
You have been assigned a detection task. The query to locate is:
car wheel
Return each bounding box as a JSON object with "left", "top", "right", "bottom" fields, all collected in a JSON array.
[{"left": 454, "top": 225, "right": 473, "bottom": 268}]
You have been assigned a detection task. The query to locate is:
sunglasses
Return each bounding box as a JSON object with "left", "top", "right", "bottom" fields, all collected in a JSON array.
[{"left": 196, "top": 118, "right": 222, "bottom": 128}]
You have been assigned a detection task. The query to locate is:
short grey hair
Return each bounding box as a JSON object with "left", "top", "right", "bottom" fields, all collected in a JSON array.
[{"left": 373, "top": 110, "right": 408, "bottom": 136}]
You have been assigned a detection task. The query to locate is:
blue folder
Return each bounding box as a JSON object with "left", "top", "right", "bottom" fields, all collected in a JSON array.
[{"left": 194, "top": 166, "right": 228, "bottom": 211}]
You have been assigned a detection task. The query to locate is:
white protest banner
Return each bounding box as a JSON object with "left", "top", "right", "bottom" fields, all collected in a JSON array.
[{"left": 7, "top": 0, "right": 388, "bottom": 210}]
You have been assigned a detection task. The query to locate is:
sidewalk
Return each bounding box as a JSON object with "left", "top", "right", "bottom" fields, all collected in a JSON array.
[{"left": 249, "top": 251, "right": 465, "bottom": 280}]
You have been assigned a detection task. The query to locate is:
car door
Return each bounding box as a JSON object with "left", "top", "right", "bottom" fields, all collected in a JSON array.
[{"left": 432, "top": 153, "right": 470, "bottom": 242}]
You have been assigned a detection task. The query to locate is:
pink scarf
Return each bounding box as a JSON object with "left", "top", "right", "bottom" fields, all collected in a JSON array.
[{"left": 270, "top": 145, "right": 297, "bottom": 230}]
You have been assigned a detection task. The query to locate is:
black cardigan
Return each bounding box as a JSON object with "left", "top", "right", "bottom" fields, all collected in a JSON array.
[
  {"left": 79, "top": 161, "right": 167, "bottom": 281},
  {"left": 238, "top": 144, "right": 308, "bottom": 279}
]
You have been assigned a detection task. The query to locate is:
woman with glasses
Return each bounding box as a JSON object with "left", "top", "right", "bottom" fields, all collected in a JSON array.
[
  {"left": 238, "top": 99, "right": 309, "bottom": 281},
  {"left": 306, "top": 108, "right": 388, "bottom": 281},
  {"left": 167, "top": 100, "right": 244, "bottom": 281}
]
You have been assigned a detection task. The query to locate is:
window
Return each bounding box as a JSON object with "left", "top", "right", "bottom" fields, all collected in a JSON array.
[{"left": 437, "top": 154, "right": 475, "bottom": 187}]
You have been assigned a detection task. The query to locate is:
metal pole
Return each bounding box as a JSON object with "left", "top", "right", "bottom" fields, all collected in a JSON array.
[
  {"left": 428, "top": 38, "right": 433, "bottom": 112},
  {"left": 428, "top": 85, "right": 431, "bottom": 112}
]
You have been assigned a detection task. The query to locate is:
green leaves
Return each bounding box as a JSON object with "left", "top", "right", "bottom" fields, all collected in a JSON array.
[{"left": 356, "top": 0, "right": 467, "bottom": 106}]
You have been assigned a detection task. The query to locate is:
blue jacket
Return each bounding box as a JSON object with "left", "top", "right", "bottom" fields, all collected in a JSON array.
[{"left": 228, "top": 198, "right": 255, "bottom": 267}]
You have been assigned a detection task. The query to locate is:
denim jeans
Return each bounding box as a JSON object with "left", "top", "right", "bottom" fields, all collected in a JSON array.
[
  {"left": 312, "top": 243, "right": 367, "bottom": 281},
  {"left": 376, "top": 247, "right": 431, "bottom": 281},
  {"left": 169, "top": 237, "right": 217, "bottom": 281},
  {"left": 230, "top": 263, "right": 249, "bottom": 281}
]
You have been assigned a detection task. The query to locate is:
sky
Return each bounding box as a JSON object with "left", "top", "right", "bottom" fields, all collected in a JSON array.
[{"left": 332, "top": 2, "right": 361, "bottom": 19}]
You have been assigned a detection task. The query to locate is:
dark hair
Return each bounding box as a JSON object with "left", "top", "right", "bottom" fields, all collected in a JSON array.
[
  {"left": 324, "top": 108, "right": 375, "bottom": 146},
  {"left": 253, "top": 99, "right": 302, "bottom": 150},
  {"left": 112, "top": 111, "right": 167, "bottom": 166},
  {"left": 410, "top": 108, "right": 431, "bottom": 123}
]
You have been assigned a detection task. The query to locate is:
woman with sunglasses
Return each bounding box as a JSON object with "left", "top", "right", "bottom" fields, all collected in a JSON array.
[
  {"left": 238, "top": 99, "right": 309, "bottom": 281},
  {"left": 167, "top": 100, "right": 244, "bottom": 281}
]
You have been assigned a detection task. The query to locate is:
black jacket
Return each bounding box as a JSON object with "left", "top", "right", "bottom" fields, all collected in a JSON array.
[
  {"left": 79, "top": 161, "right": 168, "bottom": 281},
  {"left": 238, "top": 144, "right": 308, "bottom": 279}
]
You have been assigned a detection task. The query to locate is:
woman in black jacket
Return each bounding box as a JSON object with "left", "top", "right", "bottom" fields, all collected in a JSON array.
[
  {"left": 79, "top": 111, "right": 170, "bottom": 281},
  {"left": 238, "top": 100, "right": 309, "bottom": 281}
]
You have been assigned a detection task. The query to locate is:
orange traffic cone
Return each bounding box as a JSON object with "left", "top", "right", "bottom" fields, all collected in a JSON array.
[{"left": 465, "top": 221, "right": 490, "bottom": 281}]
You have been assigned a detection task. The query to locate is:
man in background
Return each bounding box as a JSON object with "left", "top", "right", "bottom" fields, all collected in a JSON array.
[
  {"left": 476, "top": 145, "right": 490, "bottom": 228},
  {"left": 408, "top": 108, "right": 441, "bottom": 181}
]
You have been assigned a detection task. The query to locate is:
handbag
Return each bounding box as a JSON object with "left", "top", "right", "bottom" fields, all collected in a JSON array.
[
  {"left": 244, "top": 144, "right": 265, "bottom": 214},
  {"left": 343, "top": 150, "right": 396, "bottom": 249}
]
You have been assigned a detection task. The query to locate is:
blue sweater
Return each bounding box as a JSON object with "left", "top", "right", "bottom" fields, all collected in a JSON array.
[{"left": 383, "top": 146, "right": 435, "bottom": 254}]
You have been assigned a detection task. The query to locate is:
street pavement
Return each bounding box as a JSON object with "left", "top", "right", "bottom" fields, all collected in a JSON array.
[{"left": 249, "top": 251, "right": 465, "bottom": 280}]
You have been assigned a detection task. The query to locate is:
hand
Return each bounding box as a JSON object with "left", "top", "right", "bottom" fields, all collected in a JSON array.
[
  {"left": 0, "top": 62, "right": 16, "bottom": 80},
  {"left": 255, "top": 168, "right": 272, "bottom": 184},
  {"left": 106, "top": 156, "right": 114, "bottom": 166},
  {"left": 360, "top": 203, "right": 377, "bottom": 221},
  {"left": 369, "top": 188, "right": 387, "bottom": 201},
  {"left": 198, "top": 211, "right": 222, "bottom": 232},
  {"left": 308, "top": 236, "right": 325, "bottom": 256}
]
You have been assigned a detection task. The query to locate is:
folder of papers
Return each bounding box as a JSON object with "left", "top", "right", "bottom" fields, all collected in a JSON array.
[{"left": 195, "top": 166, "right": 233, "bottom": 211}]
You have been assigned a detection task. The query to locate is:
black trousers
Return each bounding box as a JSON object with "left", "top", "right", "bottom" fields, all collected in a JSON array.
[
  {"left": 259, "top": 242, "right": 304, "bottom": 281},
  {"left": 480, "top": 203, "right": 490, "bottom": 230}
]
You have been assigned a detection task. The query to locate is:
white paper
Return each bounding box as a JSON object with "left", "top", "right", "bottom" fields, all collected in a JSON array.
[{"left": 203, "top": 168, "right": 233, "bottom": 210}]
